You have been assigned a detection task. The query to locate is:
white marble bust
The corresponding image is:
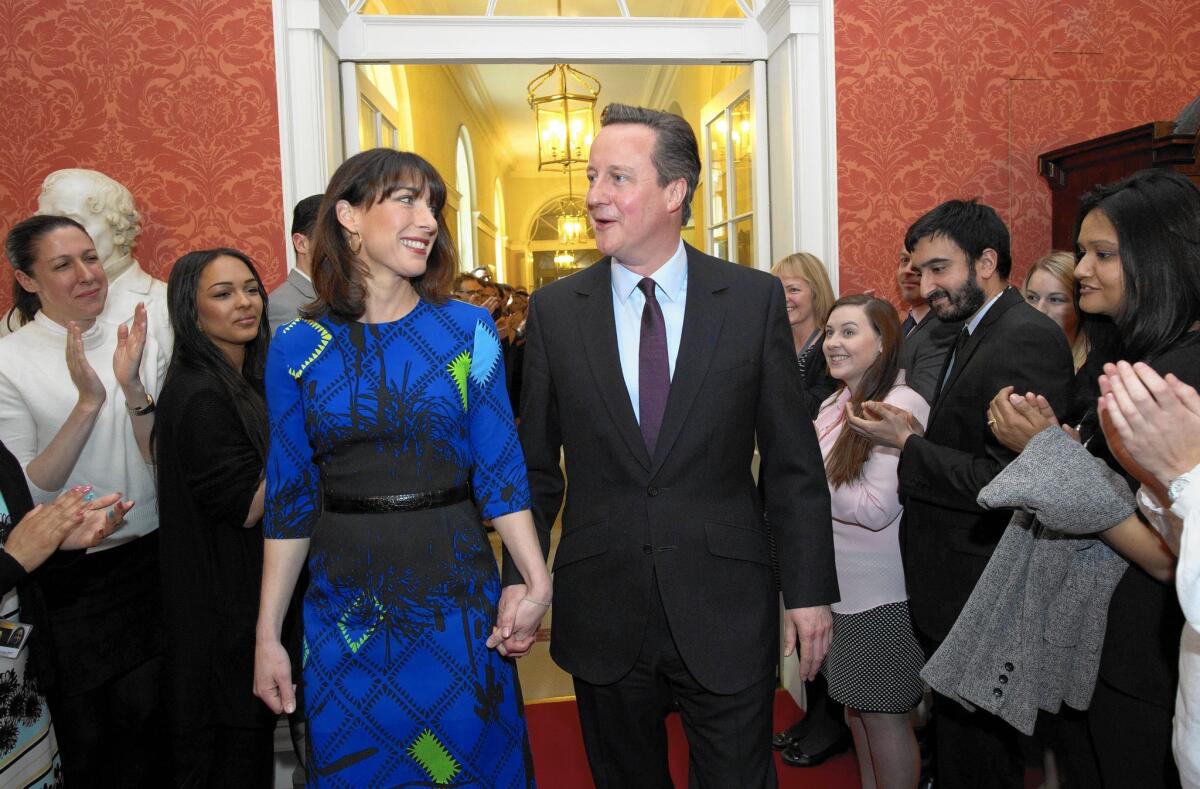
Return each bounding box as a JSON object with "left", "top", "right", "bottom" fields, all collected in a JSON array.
[{"left": 8, "top": 169, "right": 173, "bottom": 355}]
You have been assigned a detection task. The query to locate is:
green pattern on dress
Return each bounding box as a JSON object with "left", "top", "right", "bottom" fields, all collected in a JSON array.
[
  {"left": 446, "top": 350, "right": 471, "bottom": 411},
  {"left": 407, "top": 729, "right": 462, "bottom": 785},
  {"left": 336, "top": 593, "right": 387, "bottom": 654}
]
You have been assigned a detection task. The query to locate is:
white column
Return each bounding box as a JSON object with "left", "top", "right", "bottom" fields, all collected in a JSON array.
[
  {"left": 273, "top": 0, "right": 350, "bottom": 269},
  {"left": 761, "top": 0, "right": 839, "bottom": 293}
]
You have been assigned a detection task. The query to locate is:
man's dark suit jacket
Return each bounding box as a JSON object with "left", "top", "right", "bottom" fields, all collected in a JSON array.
[
  {"left": 899, "top": 287, "right": 1074, "bottom": 643},
  {"left": 898, "top": 309, "right": 963, "bottom": 405},
  {"left": 514, "top": 244, "right": 837, "bottom": 695}
]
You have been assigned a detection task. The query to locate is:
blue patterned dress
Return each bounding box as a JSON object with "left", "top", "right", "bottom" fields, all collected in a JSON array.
[{"left": 264, "top": 299, "right": 534, "bottom": 788}]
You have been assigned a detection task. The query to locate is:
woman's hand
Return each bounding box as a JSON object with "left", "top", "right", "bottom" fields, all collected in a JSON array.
[
  {"left": 113, "top": 303, "right": 148, "bottom": 392},
  {"left": 66, "top": 322, "right": 106, "bottom": 410},
  {"left": 254, "top": 638, "right": 296, "bottom": 715},
  {"left": 62, "top": 494, "right": 132, "bottom": 550},
  {"left": 987, "top": 386, "right": 1061, "bottom": 452},
  {"left": 4, "top": 486, "right": 128, "bottom": 572}
]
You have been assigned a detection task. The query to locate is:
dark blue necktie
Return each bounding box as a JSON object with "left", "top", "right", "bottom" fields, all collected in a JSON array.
[{"left": 638, "top": 277, "right": 669, "bottom": 455}]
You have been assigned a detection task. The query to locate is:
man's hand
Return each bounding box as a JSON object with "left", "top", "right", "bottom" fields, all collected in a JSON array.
[
  {"left": 1099, "top": 361, "right": 1200, "bottom": 491},
  {"left": 845, "top": 401, "right": 923, "bottom": 449},
  {"left": 986, "top": 386, "right": 1062, "bottom": 453},
  {"left": 783, "top": 605, "right": 832, "bottom": 681},
  {"left": 487, "top": 584, "right": 539, "bottom": 658}
]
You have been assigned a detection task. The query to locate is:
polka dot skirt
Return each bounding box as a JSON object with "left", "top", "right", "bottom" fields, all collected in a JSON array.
[{"left": 822, "top": 599, "right": 926, "bottom": 713}]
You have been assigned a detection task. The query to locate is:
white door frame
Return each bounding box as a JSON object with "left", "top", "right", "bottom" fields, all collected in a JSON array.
[{"left": 272, "top": 0, "right": 838, "bottom": 285}]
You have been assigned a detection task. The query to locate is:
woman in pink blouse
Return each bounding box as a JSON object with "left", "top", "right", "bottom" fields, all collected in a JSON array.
[{"left": 817, "top": 294, "right": 930, "bottom": 789}]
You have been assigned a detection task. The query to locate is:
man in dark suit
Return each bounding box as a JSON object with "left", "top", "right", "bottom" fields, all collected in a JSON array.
[
  {"left": 896, "top": 246, "right": 962, "bottom": 404},
  {"left": 501, "top": 103, "right": 837, "bottom": 788},
  {"left": 848, "top": 200, "right": 1074, "bottom": 788}
]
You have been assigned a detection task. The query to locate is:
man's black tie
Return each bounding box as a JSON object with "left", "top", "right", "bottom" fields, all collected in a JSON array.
[{"left": 638, "top": 277, "right": 669, "bottom": 456}]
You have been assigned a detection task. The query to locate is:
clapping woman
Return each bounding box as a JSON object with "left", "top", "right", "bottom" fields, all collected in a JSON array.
[
  {"left": 0, "top": 214, "right": 166, "bottom": 784},
  {"left": 816, "top": 294, "right": 928, "bottom": 789},
  {"left": 987, "top": 168, "right": 1200, "bottom": 787},
  {"left": 152, "top": 249, "right": 278, "bottom": 786}
]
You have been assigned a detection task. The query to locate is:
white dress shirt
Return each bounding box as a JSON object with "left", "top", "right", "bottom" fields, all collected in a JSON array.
[{"left": 610, "top": 240, "right": 688, "bottom": 424}]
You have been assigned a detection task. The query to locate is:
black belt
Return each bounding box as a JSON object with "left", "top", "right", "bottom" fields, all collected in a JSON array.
[{"left": 324, "top": 483, "right": 471, "bottom": 514}]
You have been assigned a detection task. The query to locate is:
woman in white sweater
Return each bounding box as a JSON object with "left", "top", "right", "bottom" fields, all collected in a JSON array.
[
  {"left": 0, "top": 214, "right": 165, "bottom": 785},
  {"left": 817, "top": 294, "right": 929, "bottom": 789}
]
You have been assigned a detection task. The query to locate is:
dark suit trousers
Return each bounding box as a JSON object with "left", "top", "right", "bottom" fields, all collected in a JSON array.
[
  {"left": 917, "top": 633, "right": 1023, "bottom": 789},
  {"left": 573, "top": 577, "right": 778, "bottom": 789}
]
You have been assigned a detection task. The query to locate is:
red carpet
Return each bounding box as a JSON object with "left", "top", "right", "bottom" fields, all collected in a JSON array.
[{"left": 525, "top": 690, "right": 861, "bottom": 788}]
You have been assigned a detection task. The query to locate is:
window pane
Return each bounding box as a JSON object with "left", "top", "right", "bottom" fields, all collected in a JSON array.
[
  {"left": 358, "top": 99, "right": 378, "bottom": 150},
  {"left": 711, "top": 223, "right": 728, "bottom": 262},
  {"left": 382, "top": 119, "right": 397, "bottom": 149},
  {"left": 707, "top": 115, "right": 727, "bottom": 226},
  {"left": 735, "top": 217, "right": 753, "bottom": 267},
  {"left": 731, "top": 96, "right": 752, "bottom": 218}
]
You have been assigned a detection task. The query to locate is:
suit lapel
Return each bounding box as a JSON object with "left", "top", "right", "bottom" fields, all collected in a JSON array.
[
  {"left": 649, "top": 246, "right": 728, "bottom": 475},
  {"left": 573, "top": 259, "right": 653, "bottom": 471},
  {"left": 928, "top": 287, "right": 1022, "bottom": 424}
]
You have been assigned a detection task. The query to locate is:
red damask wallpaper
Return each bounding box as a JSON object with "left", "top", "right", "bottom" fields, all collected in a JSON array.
[
  {"left": 834, "top": 0, "right": 1200, "bottom": 300},
  {"left": 0, "top": 0, "right": 285, "bottom": 309}
]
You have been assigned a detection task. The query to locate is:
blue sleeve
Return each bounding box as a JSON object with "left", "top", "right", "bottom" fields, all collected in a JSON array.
[
  {"left": 465, "top": 316, "right": 531, "bottom": 519},
  {"left": 264, "top": 321, "right": 324, "bottom": 539}
]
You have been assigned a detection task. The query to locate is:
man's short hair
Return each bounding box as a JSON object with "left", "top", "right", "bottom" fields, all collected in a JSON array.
[
  {"left": 904, "top": 198, "right": 1012, "bottom": 279},
  {"left": 599, "top": 103, "right": 701, "bottom": 226},
  {"left": 291, "top": 194, "right": 323, "bottom": 239}
]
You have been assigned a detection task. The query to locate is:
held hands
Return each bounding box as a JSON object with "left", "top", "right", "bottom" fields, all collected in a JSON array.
[
  {"left": 845, "top": 401, "right": 924, "bottom": 449},
  {"left": 4, "top": 485, "right": 130, "bottom": 572},
  {"left": 1098, "top": 361, "right": 1200, "bottom": 497},
  {"left": 254, "top": 638, "right": 297, "bottom": 715},
  {"left": 486, "top": 583, "right": 550, "bottom": 658},
  {"left": 986, "top": 386, "right": 1067, "bottom": 453},
  {"left": 783, "top": 605, "right": 832, "bottom": 682}
]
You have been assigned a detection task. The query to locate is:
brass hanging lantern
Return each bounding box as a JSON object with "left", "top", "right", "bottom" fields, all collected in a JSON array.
[{"left": 527, "top": 64, "right": 601, "bottom": 172}]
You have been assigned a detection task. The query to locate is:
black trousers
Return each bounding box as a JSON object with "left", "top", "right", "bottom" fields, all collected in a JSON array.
[
  {"left": 172, "top": 720, "right": 276, "bottom": 788},
  {"left": 46, "top": 655, "right": 167, "bottom": 788},
  {"left": 573, "top": 584, "right": 777, "bottom": 789},
  {"left": 916, "top": 629, "right": 1023, "bottom": 789},
  {"left": 1088, "top": 677, "right": 1180, "bottom": 788}
]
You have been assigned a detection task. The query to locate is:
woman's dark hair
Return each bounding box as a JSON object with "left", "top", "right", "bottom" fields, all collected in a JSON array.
[
  {"left": 4, "top": 215, "right": 91, "bottom": 330},
  {"left": 904, "top": 198, "right": 1013, "bottom": 279},
  {"left": 1076, "top": 168, "right": 1200, "bottom": 365},
  {"left": 307, "top": 149, "right": 457, "bottom": 320},
  {"left": 156, "top": 248, "right": 270, "bottom": 463},
  {"left": 822, "top": 294, "right": 903, "bottom": 488}
]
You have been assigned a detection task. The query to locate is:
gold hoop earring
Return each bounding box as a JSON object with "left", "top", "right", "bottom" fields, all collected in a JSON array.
[{"left": 348, "top": 230, "right": 362, "bottom": 256}]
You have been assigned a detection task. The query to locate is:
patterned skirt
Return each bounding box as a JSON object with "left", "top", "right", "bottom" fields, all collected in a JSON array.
[{"left": 822, "top": 599, "right": 925, "bottom": 713}]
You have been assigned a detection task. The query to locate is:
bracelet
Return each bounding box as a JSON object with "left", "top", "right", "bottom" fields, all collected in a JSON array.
[
  {"left": 522, "top": 596, "right": 552, "bottom": 607},
  {"left": 127, "top": 393, "right": 155, "bottom": 416}
]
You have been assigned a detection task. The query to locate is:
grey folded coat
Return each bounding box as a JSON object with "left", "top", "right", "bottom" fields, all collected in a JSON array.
[{"left": 919, "top": 427, "right": 1132, "bottom": 734}]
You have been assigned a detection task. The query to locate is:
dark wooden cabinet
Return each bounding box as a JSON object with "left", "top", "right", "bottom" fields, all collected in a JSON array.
[{"left": 1038, "top": 101, "right": 1200, "bottom": 250}]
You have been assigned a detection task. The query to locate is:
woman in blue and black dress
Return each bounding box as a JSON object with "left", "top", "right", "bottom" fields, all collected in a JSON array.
[{"left": 253, "top": 148, "right": 551, "bottom": 788}]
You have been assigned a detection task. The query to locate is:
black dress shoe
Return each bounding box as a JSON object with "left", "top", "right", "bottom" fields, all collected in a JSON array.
[
  {"left": 771, "top": 721, "right": 810, "bottom": 751},
  {"left": 780, "top": 732, "right": 851, "bottom": 768}
]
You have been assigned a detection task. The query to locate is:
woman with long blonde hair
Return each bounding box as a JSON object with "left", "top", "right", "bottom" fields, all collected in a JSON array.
[{"left": 1022, "top": 251, "right": 1089, "bottom": 371}]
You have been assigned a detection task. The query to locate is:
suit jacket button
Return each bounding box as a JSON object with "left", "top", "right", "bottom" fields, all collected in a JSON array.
[
  {"left": 1004, "top": 662, "right": 1015, "bottom": 672},
  {"left": 999, "top": 675, "right": 1009, "bottom": 684},
  {"left": 992, "top": 688, "right": 1003, "bottom": 698},
  {"left": 647, "top": 486, "right": 659, "bottom": 496},
  {"left": 642, "top": 544, "right": 653, "bottom": 555}
]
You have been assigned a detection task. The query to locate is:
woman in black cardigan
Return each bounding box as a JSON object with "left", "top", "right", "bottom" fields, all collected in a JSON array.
[
  {"left": 151, "top": 249, "right": 277, "bottom": 787},
  {"left": 0, "top": 442, "right": 129, "bottom": 783}
]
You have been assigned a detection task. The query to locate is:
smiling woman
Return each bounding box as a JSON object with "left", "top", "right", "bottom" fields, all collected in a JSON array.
[
  {"left": 152, "top": 248, "right": 276, "bottom": 785},
  {"left": 0, "top": 214, "right": 166, "bottom": 783},
  {"left": 253, "top": 148, "right": 551, "bottom": 787}
]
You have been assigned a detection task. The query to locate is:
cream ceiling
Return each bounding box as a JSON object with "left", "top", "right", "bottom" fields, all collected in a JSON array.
[{"left": 368, "top": 0, "right": 733, "bottom": 17}]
